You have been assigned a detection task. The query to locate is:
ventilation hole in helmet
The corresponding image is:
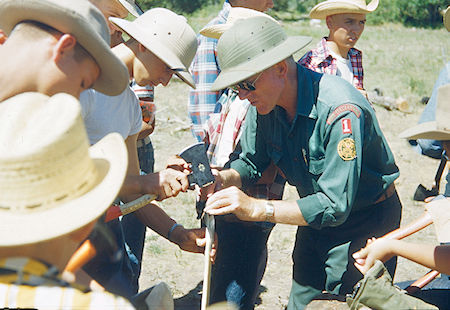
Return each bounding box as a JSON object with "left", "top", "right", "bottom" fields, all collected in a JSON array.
[{"left": 168, "top": 32, "right": 171, "bottom": 35}]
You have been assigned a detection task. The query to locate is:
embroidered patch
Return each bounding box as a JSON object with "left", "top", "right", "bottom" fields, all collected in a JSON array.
[
  {"left": 326, "top": 104, "right": 361, "bottom": 125},
  {"left": 342, "top": 118, "right": 352, "bottom": 134},
  {"left": 337, "top": 138, "right": 356, "bottom": 161}
]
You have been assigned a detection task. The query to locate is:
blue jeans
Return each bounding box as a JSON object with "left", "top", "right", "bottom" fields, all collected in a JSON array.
[
  {"left": 210, "top": 218, "right": 274, "bottom": 309},
  {"left": 137, "top": 138, "right": 155, "bottom": 175}
]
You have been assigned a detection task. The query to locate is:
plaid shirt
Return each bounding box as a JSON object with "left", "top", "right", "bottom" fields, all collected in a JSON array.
[
  {"left": 205, "top": 90, "right": 285, "bottom": 200},
  {"left": 0, "top": 257, "right": 134, "bottom": 309},
  {"left": 299, "top": 37, "right": 364, "bottom": 90},
  {"left": 131, "top": 81, "right": 155, "bottom": 124},
  {"left": 188, "top": 1, "right": 231, "bottom": 142}
]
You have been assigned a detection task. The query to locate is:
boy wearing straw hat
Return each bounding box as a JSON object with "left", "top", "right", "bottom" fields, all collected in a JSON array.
[
  {"left": 299, "top": 0, "right": 378, "bottom": 97},
  {"left": 188, "top": 0, "right": 275, "bottom": 142},
  {"left": 79, "top": 8, "right": 215, "bottom": 299},
  {"left": 0, "top": 0, "right": 129, "bottom": 101},
  {"left": 0, "top": 92, "right": 133, "bottom": 309},
  {"left": 200, "top": 15, "right": 402, "bottom": 309}
]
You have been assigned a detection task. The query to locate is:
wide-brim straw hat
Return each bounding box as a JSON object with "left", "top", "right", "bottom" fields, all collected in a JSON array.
[
  {"left": 110, "top": 8, "right": 197, "bottom": 88},
  {"left": 0, "top": 92, "right": 128, "bottom": 247},
  {"left": 0, "top": 0, "right": 129, "bottom": 96},
  {"left": 200, "top": 7, "right": 278, "bottom": 40},
  {"left": 399, "top": 84, "right": 450, "bottom": 141},
  {"left": 444, "top": 6, "right": 450, "bottom": 32},
  {"left": 211, "top": 16, "right": 311, "bottom": 92},
  {"left": 309, "top": 0, "right": 379, "bottom": 20},
  {"left": 116, "top": 0, "right": 143, "bottom": 18}
]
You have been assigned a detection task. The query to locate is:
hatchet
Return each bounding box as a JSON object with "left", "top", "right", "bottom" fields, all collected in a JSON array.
[{"left": 413, "top": 155, "right": 447, "bottom": 201}]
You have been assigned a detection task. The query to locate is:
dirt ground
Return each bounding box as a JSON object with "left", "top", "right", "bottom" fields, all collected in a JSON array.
[{"left": 138, "top": 80, "right": 443, "bottom": 309}]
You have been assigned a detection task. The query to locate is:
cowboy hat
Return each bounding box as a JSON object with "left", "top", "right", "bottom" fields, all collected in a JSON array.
[
  {"left": 399, "top": 85, "right": 450, "bottom": 141},
  {"left": 0, "top": 92, "right": 128, "bottom": 246},
  {"left": 0, "top": 0, "right": 129, "bottom": 96},
  {"left": 210, "top": 16, "right": 311, "bottom": 92},
  {"left": 444, "top": 6, "right": 450, "bottom": 32},
  {"left": 200, "top": 7, "right": 278, "bottom": 40},
  {"left": 309, "top": 0, "right": 379, "bottom": 20},
  {"left": 110, "top": 8, "right": 198, "bottom": 88},
  {"left": 116, "top": 0, "right": 143, "bottom": 18}
]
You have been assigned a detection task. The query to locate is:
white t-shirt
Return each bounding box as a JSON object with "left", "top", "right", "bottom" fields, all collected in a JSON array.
[
  {"left": 80, "top": 86, "right": 142, "bottom": 145},
  {"left": 329, "top": 49, "right": 354, "bottom": 85}
]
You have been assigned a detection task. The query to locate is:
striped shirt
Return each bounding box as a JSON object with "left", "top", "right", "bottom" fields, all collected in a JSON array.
[
  {"left": 0, "top": 257, "right": 135, "bottom": 309},
  {"left": 188, "top": 1, "right": 231, "bottom": 142},
  {"left": 298, "top": 37, "right": 364, "bottom": 90}
]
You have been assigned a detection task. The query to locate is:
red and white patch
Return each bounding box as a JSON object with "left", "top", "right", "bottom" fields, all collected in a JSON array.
[{"left": 341, "top": 119, "right": 352, "bottom": 134}]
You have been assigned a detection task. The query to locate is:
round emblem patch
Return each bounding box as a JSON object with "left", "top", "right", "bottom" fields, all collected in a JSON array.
[{"left": 337, "top": 138, "right": 356, "bottom": 161}]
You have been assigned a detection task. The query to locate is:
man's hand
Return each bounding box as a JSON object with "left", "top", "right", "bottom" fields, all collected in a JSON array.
[
  {"left": 170, "top": 226, "right": 217, "bottom": 263},
  {"left": 352, "top": 237, "right": 396, "bottom": 275},
  {"left": 204, "top": 186, "right": 264, "bottom": 222},
  {"left": 141, "top": 168, "right": 189, "bottom": 201}
]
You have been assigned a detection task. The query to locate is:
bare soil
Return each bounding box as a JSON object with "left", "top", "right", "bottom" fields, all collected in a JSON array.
[{"left": 138, "top": 80, "right": 442, "bottom": 309}]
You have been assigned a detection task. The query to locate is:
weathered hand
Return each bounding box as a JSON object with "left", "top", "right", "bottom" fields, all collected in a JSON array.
[
  {"left": 165, "top": 155, "right": 190, "bottom": 174},
  {"left": 352, "top": 237, "right": 395, "bottom": 275},
  {"left": 198, "top": 168, "right": 223, "bottom": 202},
  {"left": 141, "top": 168, "right": 189, "bottom": 201},
  {"left": 204, "top": 186, "right": 263, "bottom": 222},
  {"left": 171, "top": 226, "right": 217, "bottom": 263}
]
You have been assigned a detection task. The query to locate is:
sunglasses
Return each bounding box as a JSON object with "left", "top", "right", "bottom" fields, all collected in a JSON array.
[{"left": 231, "top": 72, "right": 263, "bottom": 92}]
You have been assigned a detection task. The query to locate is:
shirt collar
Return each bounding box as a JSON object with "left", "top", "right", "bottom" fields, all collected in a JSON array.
[
  {"left": 311, "top": 37, "right": 361, "bottom": 64},
  {"left": 296, "top": 64, "right": 320, "bottom": 120}
]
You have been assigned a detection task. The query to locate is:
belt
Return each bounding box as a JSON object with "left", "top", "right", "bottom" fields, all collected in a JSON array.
[
  {"left": 137, "top": 136, "right": 151, "bottom": 148},
  {"left": 374, "top": 183, "right": 396, "bottom": 205}
]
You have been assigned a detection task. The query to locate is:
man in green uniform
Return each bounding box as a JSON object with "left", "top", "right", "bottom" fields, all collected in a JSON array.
[{"left": 201, "top": 16, "right": 402, "bottom": 309}]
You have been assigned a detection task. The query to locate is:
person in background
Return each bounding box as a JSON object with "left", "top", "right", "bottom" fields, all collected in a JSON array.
[{"left": 299, "top": 0, "right": 379, "bottom": 98}]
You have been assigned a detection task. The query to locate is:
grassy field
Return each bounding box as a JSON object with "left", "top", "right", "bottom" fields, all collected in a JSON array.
[{"left": 138, "top": 12, "right": 449, "bottom": 309}]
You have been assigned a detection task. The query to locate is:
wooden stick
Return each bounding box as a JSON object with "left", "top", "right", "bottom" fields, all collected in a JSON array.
[
  {"left": 382, "top": 212, "right": 433, "bottom": 240},
  {"left": 405, "top": 270, "right": 440, "bottom": 294},
  {"left": 201, "top": 214, "right": 214, "bottom": 310}
]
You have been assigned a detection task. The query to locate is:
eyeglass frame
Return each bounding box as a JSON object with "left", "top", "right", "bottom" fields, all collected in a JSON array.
[{"left": 230, "top": 71, "right": 263, "bottom": 92}]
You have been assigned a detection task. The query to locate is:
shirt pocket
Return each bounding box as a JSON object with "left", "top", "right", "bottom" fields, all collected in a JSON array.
[{"left": 308, "top": 156, "right": 325, "bottom": 176}]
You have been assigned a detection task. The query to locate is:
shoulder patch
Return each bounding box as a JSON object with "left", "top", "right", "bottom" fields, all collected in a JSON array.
[
  {"left": 337, "top": 138, "right": 356, "bottom": 161},
  {"left": 326, "top": 104, "right": 361, "bottom": 125}
]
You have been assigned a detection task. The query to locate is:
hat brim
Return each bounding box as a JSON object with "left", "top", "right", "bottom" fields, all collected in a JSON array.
[
  {"left": 211, "top": 36, "right": 311, "bottom": 92},
  {"left": 116, "top": 0, "right": 143, "bottom": 18},
  {"left": 0, "top": 0, "right": 129, "bottom": 96},
  {"left": 0, "top": 133, "right": 128, "bottom": 246},
  {"left": 110, "top": 17, "right": 195, "bottom": 88},
  {"left": 200, "top": 24, "right": 227, "bottom": 40},
  {"left": 399, "top": 121, "right": 450, "bottom": 141},
  {"left": 309, "top": 0, "right": 379, "bottom": 19}
]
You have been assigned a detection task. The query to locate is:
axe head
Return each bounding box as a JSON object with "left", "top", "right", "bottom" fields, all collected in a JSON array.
[
  {"left": 413, "top": 184, "right": 439, "bottom": 202},
  {"left": 179, "top": 142, "right": 215, "bottom": 188}
]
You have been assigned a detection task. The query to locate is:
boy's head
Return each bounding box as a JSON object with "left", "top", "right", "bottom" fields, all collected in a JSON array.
[
  {"left": 0, "top": 0, "right": 129, "bottom": 97},
  {"left": 110, "top": 8, "right": 198, "bottom": 88}
]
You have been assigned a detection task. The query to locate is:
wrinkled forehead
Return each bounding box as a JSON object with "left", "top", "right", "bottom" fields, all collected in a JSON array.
[
  {"left": 92, "top": 0, "right": 129, "bottom": 19},
  {"left": 329, "top": 12, "right": 367, "bottom": 22}
]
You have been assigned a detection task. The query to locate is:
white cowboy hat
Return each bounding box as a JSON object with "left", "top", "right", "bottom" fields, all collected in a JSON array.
[
  {"left": 399, "top": 84, "right": 450, "bottom": 141},
  {"left": 210, "top": 16, "right": 311, "bottom": 92},
  {"left": 200, "top": 7, "right": 278, "bottom": 40},
  {"left": 0, "top": 92, "right": 128, "bottom": 246},
  {"left": 309, "top": 0, "right": 379, "bottom": 20},
  {"left": 110, "top": 8, "right": 198, "bottom": 88},
  {"left": 116, "top": 0, "right": 143, "bottom": 18},
  {"left": 0, "top": 0, "right": 129, "bottom": 96}
]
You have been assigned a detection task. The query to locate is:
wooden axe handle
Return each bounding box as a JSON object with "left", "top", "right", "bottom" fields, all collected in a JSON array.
[{"left": 382, "top": 212, "right": 433, "bottom": 240}]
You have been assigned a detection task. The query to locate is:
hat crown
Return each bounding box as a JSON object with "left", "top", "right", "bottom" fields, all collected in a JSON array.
[
  {"left": 133, "top": 8, "right": 197, "bottom": 70},
  {"left": 0, "top": 93, "right": 98, "bottom": 213},
  {"left": 217, "top": 16, "right": 287, "bottom": 72}
]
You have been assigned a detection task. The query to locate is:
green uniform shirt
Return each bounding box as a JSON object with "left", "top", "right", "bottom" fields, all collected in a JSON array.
[{"left": 231, "top": 64, "right": 399, "bottom": 230}]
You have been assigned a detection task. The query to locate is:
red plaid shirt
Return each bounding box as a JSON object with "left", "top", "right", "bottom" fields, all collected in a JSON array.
[{"left": 299, "top": 37, "right": 364, "bottom": 90}]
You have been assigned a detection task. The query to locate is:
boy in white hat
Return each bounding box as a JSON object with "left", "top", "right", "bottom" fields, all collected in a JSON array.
[
  {"left": 299, "top": 0, "right": 379, "bottom": 97},
  {"left": 0, "top": 92, "right": 132, "bottom": 309},
  {"left": 79, "top": 8, "right": 213, "bottom": 299},
  {"left": 188, "top": 0, "right": 275, "bottom": 143},
  {"left": 197, "top": 15, "right": 402, "bottom": 309},
  {"left": 0, "top": 0, "right": 129, "bottom": 101}
]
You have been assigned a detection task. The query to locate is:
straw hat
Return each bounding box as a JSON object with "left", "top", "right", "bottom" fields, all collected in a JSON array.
[
  {"left": 309, "top": 0, "right": 379, "bottom": 20},
  {"left": 110, "top": 8, "right": 198, "bottom": 88},
  {"left": 0, "top": 92, "right": 128, "bottom": 246},
  {"left": 444, "top": 6, "right": 450, "bottom": 32},
  {"left": 200, "top": 7, "right": 278, "bottom": 40},
  {"left": 210, "top": 16, "right": 311, "bottom": 92},
  {"left": 0, "top": 0, "right": 129, "bottom": 96},
  {"left": 116, "top": 0, "right": 143, "bottom": 18},
  {"left": 399, "top": 85, "right": 450, "bottom": 141}
]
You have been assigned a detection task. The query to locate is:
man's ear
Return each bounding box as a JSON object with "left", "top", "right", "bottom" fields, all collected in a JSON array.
[
  {"left": 275, "top": 60, "right": 288, "bottom": 79},
  {"left": 53, "top": 33, "right": 77, "bottom": 63},
  {"left": 0, "top": 29, "right": 7, "bottom": 45},
  {"left": 325, "top": 16, "right": 333, "bottom": 29}
]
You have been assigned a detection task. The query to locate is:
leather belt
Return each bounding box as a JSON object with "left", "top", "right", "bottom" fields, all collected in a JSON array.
[
  {"left": 374, "top": 183, "right": 396, "bottom": 205},
  {"left": 137, "top": 136, "right": 151, "bottom": 148}
]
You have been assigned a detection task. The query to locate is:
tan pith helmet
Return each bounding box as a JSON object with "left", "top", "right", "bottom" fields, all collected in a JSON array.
[
  {"left": 309, "top": 0, "right": 379, "bottom": 20},
  {"left": 0, "top": 92, "right": 128, "bottom": 246},
  {"left": 0, "top": 0, "right": 129, "bottom": 96},
  {"left": 210, "top": 16, "right": 311, "bottom": 92},
  {"left": 110, "top": 8, "right": 198, "bottom": 88}
]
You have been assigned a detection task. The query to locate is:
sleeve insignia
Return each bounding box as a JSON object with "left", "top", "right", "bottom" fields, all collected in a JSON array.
[
  {"left": 326, "top": 104, "right": 361, "bottom": 125},
  {"left": 337, "top": 138, "right": 356, "bottom": 161}
]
